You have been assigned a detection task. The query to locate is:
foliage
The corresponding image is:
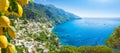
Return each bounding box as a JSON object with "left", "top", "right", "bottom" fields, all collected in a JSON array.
[
  {"left": 53, "top": 46, "right": 114, "bottom": 53},
  {"left": 59, "top": 46, "right": 78, "bottom": 53},
  {"left": 78, "top": 46, "right": 114, "bottom": 53},
  {"left": 49, "top": 50, "right": 58, "bottom": 53},
  {"left": 16, "top": 46, "right": 24, "bottom": 53},
  {"left": 106, "top": 26, "right": 120, "bottom": 49}
]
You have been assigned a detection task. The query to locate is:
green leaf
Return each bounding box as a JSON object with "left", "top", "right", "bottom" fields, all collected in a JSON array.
[
  {"left": 30, "top": 0, "right": 34, "bottom": 4},
  {"left": 9, "top": 26, "right": 17, "bottom": 32},
  {"left": 0, "top": 12, "right": 5, "bottom": 16}
]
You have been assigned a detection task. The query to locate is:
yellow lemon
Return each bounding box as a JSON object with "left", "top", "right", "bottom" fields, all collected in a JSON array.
[
  {"left": 7, "top": 26, "right": 16, "bottom": 38},
  {"left": 13, "top": 2, "right": 23, "bottom": 17},
  {"left": 0, "top": 0, "right": 9, "bottom": 11},
  {"left": 16, "top": 0, "right": 28, "bottom": 5},
  {"left": 6, "top": 44, "right": 16, "bottom": 53},
  {"left": 0, "top": 27, "right": 4, "bottom": 35},
  {"left": 0, "top": 35, "right": 8, "bottom": 48},
  {"left": 0, "top": 16, "right": 10, "bottom": 27}
]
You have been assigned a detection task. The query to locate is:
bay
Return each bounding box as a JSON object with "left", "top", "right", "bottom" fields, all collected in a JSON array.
[{"left": 52, "top": 18, "right": 120, "bottom": 47}]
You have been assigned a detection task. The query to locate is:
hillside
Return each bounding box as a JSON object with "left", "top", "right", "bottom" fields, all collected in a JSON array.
[{"left": 24, "top": 3, "right": 81, "bottom": 24}]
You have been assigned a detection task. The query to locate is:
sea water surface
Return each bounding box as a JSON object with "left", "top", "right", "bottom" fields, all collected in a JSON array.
[{"left": 52, "top": 18, "right": 120, "bottom": 47}]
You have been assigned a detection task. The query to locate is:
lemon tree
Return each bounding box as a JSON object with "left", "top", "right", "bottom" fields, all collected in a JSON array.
[{"left": 0, "top": 0, "right": 29, "bottom": 53}]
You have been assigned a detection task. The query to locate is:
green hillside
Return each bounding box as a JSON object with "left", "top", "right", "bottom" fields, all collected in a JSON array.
[{"left": 24, "top": 3, "right": 80, "bottom": 24}]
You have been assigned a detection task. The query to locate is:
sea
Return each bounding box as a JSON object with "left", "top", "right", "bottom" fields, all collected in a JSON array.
[{"left": 52, "top": 18, "right": 120, "bottom": 47}]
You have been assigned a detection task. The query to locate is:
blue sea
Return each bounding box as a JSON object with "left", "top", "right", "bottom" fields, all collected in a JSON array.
[{"left": 52, "top": 18, "right": 120, "bottom": 47}]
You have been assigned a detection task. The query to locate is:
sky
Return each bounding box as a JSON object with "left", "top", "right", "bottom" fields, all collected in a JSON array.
[{"left": 34, "top": 0, "right": 120, "bottom": 18}]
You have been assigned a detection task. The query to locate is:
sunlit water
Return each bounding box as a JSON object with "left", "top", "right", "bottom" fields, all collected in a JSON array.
[{"left": 52, "top": 18, "right": 120, "bottom": 47}]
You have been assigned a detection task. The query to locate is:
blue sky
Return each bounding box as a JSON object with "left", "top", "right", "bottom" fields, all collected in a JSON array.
[{"left": 34, "top": 0, "right": 120, "bottom": 18}]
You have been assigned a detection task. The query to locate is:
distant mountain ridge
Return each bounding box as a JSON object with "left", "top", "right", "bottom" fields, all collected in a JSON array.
[
  {"left": 45, "top": 4, "right": 80, "bottom": 19},
  {"left": 24, "top": 2, "right": 81, "bottom": 24}
]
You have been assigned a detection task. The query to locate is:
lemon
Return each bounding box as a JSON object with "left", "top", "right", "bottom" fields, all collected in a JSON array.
[
  {"left": 7, "top": 26, "right": 16, "bottom": 38},
  {"left": 0, "top": 0, "right": 9, "bottom": 11},
  {"left": 6, "top": 44, "right": 16, "bottom": 53},
  {"left": 0, "top": 35, "right": 8, "bottom": 48},
  {"left": 0, "top": 16, "right": 10, "bottom": 27},
  {"left": 13, "top": 2, "right": 23, "bottom": 17},
  {"left": 16, "top": 0, "right": 28, "bottom": 5}
]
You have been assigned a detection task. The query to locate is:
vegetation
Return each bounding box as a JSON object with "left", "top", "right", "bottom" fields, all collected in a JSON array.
[
  {"left": 24, "top": 3, "right": 80, "bottom": 24},
  {"left": 106, "top": 26, "right": 120, "bottom": 53},
  {"left": 50, "top": 46, "right": 114, "bottom": 53},
  {"left": 59, "top": 46, "right": 78, "bottom": 53},
  {"left": 106, "top": 26, "right": 120, "bottom": 49},
  {"left": 78, "top": 46, "right": 114, "bottom": 53}
]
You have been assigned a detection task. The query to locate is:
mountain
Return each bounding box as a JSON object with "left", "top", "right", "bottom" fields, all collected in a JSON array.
[
  {"left": 45, "top": 4, "right": 80, "bottom": 19},
  {"left": 24, "top": 3, "right": 81, "bottom": 24}
]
